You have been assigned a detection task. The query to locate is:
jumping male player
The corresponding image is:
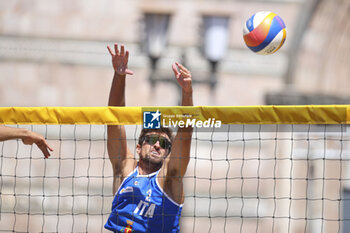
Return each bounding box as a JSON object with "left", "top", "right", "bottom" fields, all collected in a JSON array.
[{"left": 104, "top": 43, "right": 193, "bottom": 233}]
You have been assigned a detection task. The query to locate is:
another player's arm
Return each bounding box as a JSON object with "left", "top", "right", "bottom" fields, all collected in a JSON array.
[
  {"left": 107, "top": 43, "right": 135, "bottom": 194},
  {"left": 0, "top": 125, "right": 53, "bottom": 158},
  {"left": 161, "top": 62, "right": 193, "bottom": 204}
]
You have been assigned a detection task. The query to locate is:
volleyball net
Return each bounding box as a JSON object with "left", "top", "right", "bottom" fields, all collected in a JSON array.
[{"left": 1, "top": 106, "right": 350, "bottom": 233}]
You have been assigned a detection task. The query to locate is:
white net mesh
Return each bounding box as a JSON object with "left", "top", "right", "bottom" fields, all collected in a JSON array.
[{"left": 1, "top": 123, "right": 350, "bottom": 233}]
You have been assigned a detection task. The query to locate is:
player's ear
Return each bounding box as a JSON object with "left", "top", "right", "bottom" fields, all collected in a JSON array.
[{"left": 136, "top": 144, "right": 141, "bottom": 155}]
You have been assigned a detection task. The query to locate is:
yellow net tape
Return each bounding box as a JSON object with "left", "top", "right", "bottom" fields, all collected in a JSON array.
[{"left": 0, "top": 105, "right": 349, "bottom": 125}]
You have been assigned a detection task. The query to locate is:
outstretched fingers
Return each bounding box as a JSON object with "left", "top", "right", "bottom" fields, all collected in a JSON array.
[
  {"left": 172, "top": 63, "right": 180, "bottom": 76},
  {"left": 173, "top": 62, "right": 193, "bottom": 94},
  {"left": 125, "top": 50, "right": 129, "bottom": 64},
  {"left": 180, "top": 69, "right": 191, "bottom": 78},
  {"left": 107, "top": 43, "right": 134, "bottom": 76},
  {"left": 175, "top": 62, "right": 191, "bottom": 78},
  {"left": 120, "top": 44, "right": 125, "bottom": 56},
  {"left": 176, "top": 62, "right": 189, "bottom": 72},
  {"left": 107, "top": 43, "right": 122, "bottom": 57},
  {"left": 107, "top": 45, "right": 114, "bottom": 56},
  {"left": 114, "top": 43, "right": 119, "bottom": 56},
  {"left": 36, "top": 140, "right": 53, "bottom": 158}
]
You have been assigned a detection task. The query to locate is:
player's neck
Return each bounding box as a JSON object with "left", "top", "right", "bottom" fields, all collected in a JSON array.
[{"left": 138, "top": 161, "right": 161, "bottom": 175}]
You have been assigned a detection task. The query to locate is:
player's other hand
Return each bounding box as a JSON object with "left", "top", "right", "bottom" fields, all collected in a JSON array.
[
  {"left": 172, "top": 62, "right": 192, "bottom": 94},
  {"left": 22, "top": 130, "right": 53, "bottom": 159}
]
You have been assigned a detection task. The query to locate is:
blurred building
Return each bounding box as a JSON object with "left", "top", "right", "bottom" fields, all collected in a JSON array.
[{"left": 0, "top": 0, "right": 302, "bottom": 107}]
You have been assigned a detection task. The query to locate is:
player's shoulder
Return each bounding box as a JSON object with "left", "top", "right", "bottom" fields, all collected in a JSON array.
[{"left": 122, "top": 158, "right": 138, "bottom": 177}]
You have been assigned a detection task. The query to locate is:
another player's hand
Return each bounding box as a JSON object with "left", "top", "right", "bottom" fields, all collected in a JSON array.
[
  {"left": 107, "top": 43, "right": 134, "bottom": 76},
  {"left": 172, "top": 62, "right": 192, "bottom": 94},
  {"left": 22, "top": 131, "right": 53, "bottom": 159}
]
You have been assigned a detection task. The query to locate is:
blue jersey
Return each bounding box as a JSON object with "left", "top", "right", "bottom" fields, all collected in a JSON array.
[{"left": 105, "top": 167, "right": 183, "bottom": 233}]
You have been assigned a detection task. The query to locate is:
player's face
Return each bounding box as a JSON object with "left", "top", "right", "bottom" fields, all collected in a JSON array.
[{"left": 138, "top": 132, "right": 171, "bottom": 165}]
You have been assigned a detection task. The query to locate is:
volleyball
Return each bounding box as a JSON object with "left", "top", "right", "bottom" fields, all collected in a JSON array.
[{"left": 243, "top": 11, "right": 286, "bottom": 55}]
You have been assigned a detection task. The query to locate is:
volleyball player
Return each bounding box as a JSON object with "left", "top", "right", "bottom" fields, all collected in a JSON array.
[
  {"left": 104, "top": 43, "right": 193, "bottom": 233},
  {"left": 0, "top": 125, "right": 53, "bottom": 158}
]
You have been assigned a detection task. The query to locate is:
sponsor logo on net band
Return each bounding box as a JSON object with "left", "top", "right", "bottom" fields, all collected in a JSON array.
[{"left": 143, "top": 110, "right": 222, "bottom": 129}]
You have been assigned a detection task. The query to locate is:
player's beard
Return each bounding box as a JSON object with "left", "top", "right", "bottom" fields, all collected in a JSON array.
[{"left": 139, "top": 151, "right": 164, "bottom": 168}]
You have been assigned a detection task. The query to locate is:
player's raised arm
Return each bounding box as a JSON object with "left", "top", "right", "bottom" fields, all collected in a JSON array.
[
  {"left": 170, "top": 62, "right": 193, "bottom": 175},
  {"left": 107, "top": 43, "right": 135, "bottom": 194},
  {"left": 0, "top": 125, "right": 53, "bottom": 158},
  {"left": 172, "top": 62, "right": 193, "bottom": 107},
  {"left": 159, "top": 62, "right": 193, "bottom": 204}
]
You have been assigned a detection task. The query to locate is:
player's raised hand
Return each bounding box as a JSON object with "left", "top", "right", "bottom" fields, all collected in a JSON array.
[
  {"left": 107, "top": 43, "right": 134, "bottom": 76},
  {"left": 172, "top": 62, "right": 192, "bottom": 94}
]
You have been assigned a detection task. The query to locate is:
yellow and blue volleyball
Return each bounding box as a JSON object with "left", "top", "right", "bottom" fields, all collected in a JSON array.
[{"left": 243, "top": 11, "right": 286, "bottom": 55}]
